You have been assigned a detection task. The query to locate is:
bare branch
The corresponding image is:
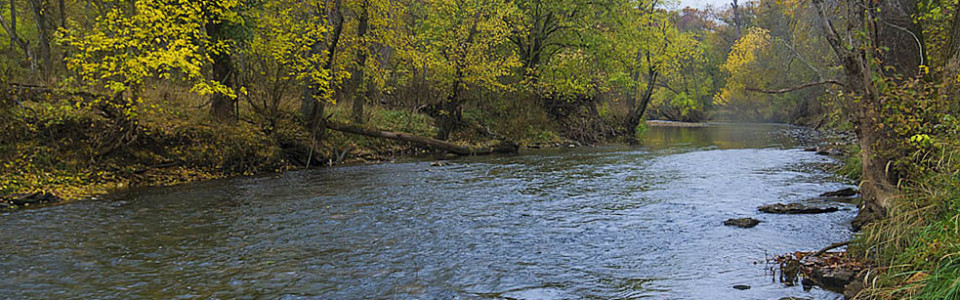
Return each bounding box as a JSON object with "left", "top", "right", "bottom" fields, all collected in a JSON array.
[{"left": 745, "top": 80, "right": 844, "bottom": 94}]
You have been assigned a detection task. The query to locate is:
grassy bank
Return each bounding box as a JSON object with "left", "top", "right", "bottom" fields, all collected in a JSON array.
[{"left": 849, "top": 127, "right": 960, "bottom": 298}]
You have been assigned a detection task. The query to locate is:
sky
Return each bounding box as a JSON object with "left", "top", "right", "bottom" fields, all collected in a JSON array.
[{"left": 674, "top": 0, "right": 733, "bottom": 9}]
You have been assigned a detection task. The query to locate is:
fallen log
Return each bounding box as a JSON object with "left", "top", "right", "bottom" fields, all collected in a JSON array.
[{"left": 326, "top": 121, "right": 519, "bottom": 156}]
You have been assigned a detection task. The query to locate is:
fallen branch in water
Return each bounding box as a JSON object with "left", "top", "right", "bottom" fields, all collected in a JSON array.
[
  {"left": 326, "top": 121, "right": 518, "bottom": 156},
  {"left": 812, "top": 241, "right": 850, "bottom": 257}
]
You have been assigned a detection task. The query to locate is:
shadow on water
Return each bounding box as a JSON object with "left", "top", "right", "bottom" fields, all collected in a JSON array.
[{"left": 0, "top": 123, "right": 851, "bottom": 299}]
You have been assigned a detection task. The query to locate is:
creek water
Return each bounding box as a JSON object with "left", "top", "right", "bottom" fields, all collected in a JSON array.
[{"left": 0, "top": 123, "right": 855, "bottom": 299}]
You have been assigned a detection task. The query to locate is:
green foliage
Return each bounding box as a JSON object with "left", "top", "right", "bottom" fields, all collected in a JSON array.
[
  {"left": 404, "top": 0, "right": 521, "bottom": 96},
  {"left": 241, "top": 0, "right": 332, "bottom": 107}
]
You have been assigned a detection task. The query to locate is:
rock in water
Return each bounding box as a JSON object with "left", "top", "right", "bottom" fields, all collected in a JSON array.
[
  {"left": 820, "top": 188, "right": 858, "bottom": 197},
  {"left": 724, "top": 218, "right": 761, "bottom": 228},
  {"left": 759, "top": 203, "right": 839, "bottom": 214},
  {"left": 1, "top": 191, "right": 61, "bottom": 208},
  {"left": 732, "top": 285, "right": 750, "bottom": 290},
  {"left": 815, "top": 147, "right": 843, "bottom": 156}
]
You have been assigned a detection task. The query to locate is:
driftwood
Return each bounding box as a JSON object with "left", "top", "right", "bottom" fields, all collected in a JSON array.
[
  {"left": 812, "top": 241, "right": 850, "bottom": 257},
  {"left": 326, "top": 121, "right": 519, "bottom": 156}
]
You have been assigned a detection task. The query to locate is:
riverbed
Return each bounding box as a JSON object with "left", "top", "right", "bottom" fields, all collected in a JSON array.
[{"left": 0, "top": 123, "right": 855, "bottom": 299}]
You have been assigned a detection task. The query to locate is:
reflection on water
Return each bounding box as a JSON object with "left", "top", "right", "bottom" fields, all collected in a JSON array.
[{"left": 0, "top": 123, "right": 851, "bottom": 299}]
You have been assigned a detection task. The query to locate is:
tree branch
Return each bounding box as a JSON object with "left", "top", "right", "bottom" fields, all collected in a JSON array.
[
  {"left": 745, "top": 80, "right": 844, "bottom": 94},
  {"left": 811, "top": 241, "right": 849, "bottom": 257}
]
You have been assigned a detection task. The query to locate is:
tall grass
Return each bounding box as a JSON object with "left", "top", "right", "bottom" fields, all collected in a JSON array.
[{"left": 854, "top": 133, "right": 960, "bottom": 299}]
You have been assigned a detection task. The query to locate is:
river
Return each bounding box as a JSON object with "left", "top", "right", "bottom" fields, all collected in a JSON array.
[{"left": 0, "top": 123, "right": 855, "bottom": 299}]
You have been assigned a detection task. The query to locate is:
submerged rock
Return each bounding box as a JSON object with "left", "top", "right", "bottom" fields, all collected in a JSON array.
[
  {"left": 811, "top": 267, "right": 856, "bottom": 289},
  {"left": 820, "top": 188, "right": 858, "bottom": 197},
  {"left": 430, "top": 161, "right": 452, "bottom": 167},
  {"left": 759, "top": 203, "right": 838, "bottom": 214},
  {"left": 724, "top": 218, "right": 761, "bottom": 228},
  {"left": 732, "top": 284, "right": 751, "bottom": 290}
]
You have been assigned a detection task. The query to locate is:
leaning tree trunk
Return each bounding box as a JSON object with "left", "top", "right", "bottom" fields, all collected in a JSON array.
[
  {"left": 811, "top": 0, "right": 916, "bottom": 230},
  {"left": 624, "top": 53, "right": 659, "bottom": 138}
]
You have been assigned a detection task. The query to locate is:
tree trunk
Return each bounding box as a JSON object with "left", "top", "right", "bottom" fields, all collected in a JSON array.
[
  {"left": 301, "top": 0, "right": 344, "bottom": 137},
  {"left": 435, "top": 72, "right": 463, "bottom": 141},
  {"left": 8, "top": 0, "right": 16, "bottom": 44},
  {"left": 435, "top": 9, "right": 481, "bottom": 141},
  {"left": 811, "top": 0, "right": 908, "bottom": 229},
  {"left": 0, "top": 0, "right": 31, "bottom": 66},
  {"left": 624, "top": 53, "right": 659, "bottom": 138},
  {"left": 327, "top": 121, "right": 518, "bottom": 155},
  {"left": 731, "top": 0, "right": 742, "bottom": 37},
  {"left": 350, "top": 0, "right": 370, "bottom": 124},
  {"left": 28, "top": 0, "right": 51, "bottom": 79},
  {"left": 205, "top": 20, "right": 236, "bottom": 121},
  {"left": 57, "top": 0, "right": 63, "bottom": 29}
]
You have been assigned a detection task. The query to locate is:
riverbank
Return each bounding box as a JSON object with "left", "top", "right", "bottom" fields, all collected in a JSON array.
[
  {"left": 0, "top": 93, "right": 574, "bottom": 210},
  {"left": 847, "top": 129, "right": 960, "bottom": 299},
  {"left": 779, "top": 123, "right": 960, "bottom": 299}
]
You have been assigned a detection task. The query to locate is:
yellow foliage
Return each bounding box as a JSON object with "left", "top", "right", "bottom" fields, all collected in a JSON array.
[
  {"left": 715, "top": 27, "right": 773, "bottom": 106},
  {"left": 60, "top": 0, "right": 242, "bottom": 102}
]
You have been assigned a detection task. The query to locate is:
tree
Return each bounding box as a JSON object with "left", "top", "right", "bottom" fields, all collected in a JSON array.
[
  {"left": 622, "top": 2, "right": 704, "bottom": 135},
  {"left": 204, "top": 1, "right": 244, "bottom": 121},
  {"left": 0, "top": 0, "right": 33, "bottom": 70},
  {"left": 349, "top": 0, "right": 371, "bottom": 123},
  {"left": 715, "top": 27, "right": 773, "bottom": 118},
  {"left": 807, "top": 0, "right": 922, "bottom": 228},
  {"left": 60, "top": 0, "right": 238, "bottom": 112},
  {"left": 411, "top": 0, "right": 520, "bottom": 140},
  {"left": 301, "top": 0, "right": 343, "bottom": 136},
  {"left": 344, "top": 0, "right": 405, "bottom": 124},
  {"left": 26, "top": 0, "right": 52, "bottom": 79}
]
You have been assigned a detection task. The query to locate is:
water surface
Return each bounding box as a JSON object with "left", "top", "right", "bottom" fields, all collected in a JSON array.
[{"left": 0, "top": 123, "right": 854, "bottom": 299}]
